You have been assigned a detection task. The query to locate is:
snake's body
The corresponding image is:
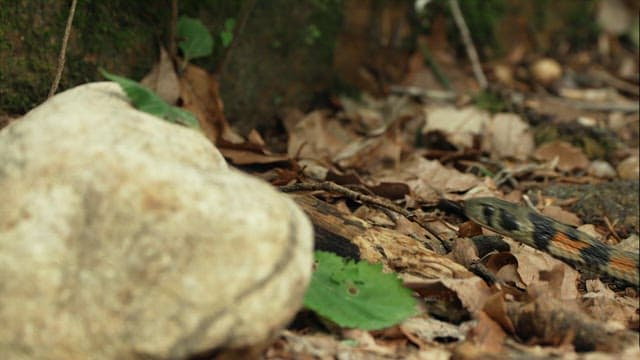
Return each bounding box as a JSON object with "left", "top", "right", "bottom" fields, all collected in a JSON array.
[{"left": 463, "top": 197, "right": 639, "bottom": 286}]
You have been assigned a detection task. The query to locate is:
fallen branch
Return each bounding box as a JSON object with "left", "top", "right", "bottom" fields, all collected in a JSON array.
[
  {"left": 449, "top": 0, "right": 488, "bottom": 90},
  {"left": 48, "top": 0, "right": 78, "bottom": 98},
  {"left": 280, "top": 181, "right": 446, "bottom": 254}
]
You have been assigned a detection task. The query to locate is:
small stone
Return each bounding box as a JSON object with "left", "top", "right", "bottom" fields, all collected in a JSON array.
[
  {"left": 588, "top": 160, "right": 617, "bottom": 178},
  {"left": 531, "top": 58, "right": 562, "bottom": 86},
  {"left": 617, "top": 155, "right": 640, "bottom": 179}
]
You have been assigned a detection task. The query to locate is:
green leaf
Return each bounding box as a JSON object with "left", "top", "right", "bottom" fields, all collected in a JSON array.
[
  {"left": 99, "top": 69, "right": 200, "bottom": 130},
  {"left": 165, "top": 106, "right": 200, "bottom": 129},
  {"left": 304, "top": 251, "right": 417, "bottom": 330},
  {"left": 177, "top": 16, "right": 213, "bottom": 61},
  {"left": 220, "top": 18, "right": 235, "bottom": 47}
]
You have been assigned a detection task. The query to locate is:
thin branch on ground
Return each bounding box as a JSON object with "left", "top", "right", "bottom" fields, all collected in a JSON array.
[
  {"left": 550, "top": 97, "right": 640, "bottom": 113},
  {"left": 280, "top": 181, "right": 446, "bottom": 253},
  {"left": 168, "top": 0, "right": 178, "bottom": 60},
  {"left": 390, "top": 85, "right": 457, "bottom": 101},
  {"left": 449, "top": 0, "right": 488, "bottom": 90},
  {"left": 48, "top": 0, "right": 78, "bottom": 98},
  {"left": 603, "top": 216, "right": 622, "bottom": 243}
]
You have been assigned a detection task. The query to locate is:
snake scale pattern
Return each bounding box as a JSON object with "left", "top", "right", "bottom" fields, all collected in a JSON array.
[{"left": 463, "top": 197, "right": 639, "bottom": 286}]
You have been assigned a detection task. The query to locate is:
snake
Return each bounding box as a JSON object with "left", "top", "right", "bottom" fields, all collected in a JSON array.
[{"left": 463, "top": 197, "right": 639, "bottom": 287}]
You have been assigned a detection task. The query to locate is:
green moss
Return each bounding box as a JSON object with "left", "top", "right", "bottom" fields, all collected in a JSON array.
[{"left": 0, "top": 0, "right": 168, "bottom": 114}]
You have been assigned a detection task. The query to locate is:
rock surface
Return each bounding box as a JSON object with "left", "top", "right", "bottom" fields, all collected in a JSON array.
[{"left": 0, "top": 82, "right": 314, "bottom": 359}]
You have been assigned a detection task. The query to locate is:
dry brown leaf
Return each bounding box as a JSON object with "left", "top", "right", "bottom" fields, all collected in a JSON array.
[
  {"left": 287, "top": 111, "right": 356, "bottom": 161},
  {"left": 482, "top": 113, "right": 534, "bottom": 160},
  {"left": 217, "top": 148, "right": 289, "bottom": 165},
  {"left": 399, "top": 316, "right": 467, "bottom": 345},
  {"left": 141, "top": 47, "right": 180, "bottom": 105},
  {"left": 464, "top": 310, "right": 508, "bottom": 353},
  {"left": 583, "top": 280, "right": 639, "bottom": 330},
  {"left": 376, "top": 154, "right": 480, "bottom": 201},
  {"left": 437, "top": 277, "right": 493, "bottom": 314},
  {"left": 286, "top": 110, "right": 403, "bottom": 173},
  {"left": 528, "top": 264, "right": 581, "bottom": 301},
  {"left": 422, "top": 106, "right": 489, "bottom": 149},
  {"left": 484, "top": 252, "right": 526, "bottom": 287},
  {"left": 534, "top": 141, "right": 590, "bottom": 172},
  {"left": 540, "top": 205, "right": 582, "bottom": 227},
  {"left": 341, "top": 329, "right": 400, "bottom": 356},
  {"left": 179, "top": 64, "right": 243, "bottom": 145},
  {"left": 510, "top": 244, "right": 580, "bottom": 297},
  {"left": 334, "top": 131, "right": 403, "bottom": 172},
  {"left": 482, "top": 293, "right": 516, "bottom": 335}
]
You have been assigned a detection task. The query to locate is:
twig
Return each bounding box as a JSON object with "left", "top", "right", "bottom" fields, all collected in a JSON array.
[
  {"left": 48, "top": 0, "right": 78, "bottom": 98},
  {"left": 389, "top": 85, "right": 457, "bottom": 101},
  {"left": 590, "top": 68, "right": 639, "bottom": 96},
  {"left": 215, "top": 0, "right": 257, "bottom": 76},
  {"left": 280, "top": 181, "right": 446, "bottom": 253},
  {"left": 552, "top": 97, "right": 639, "bottom": 113},
  {"left": 168, "top": 0, "right": 178, "bottom": 60},
  {"left": 281, "top": 181, "right": 412, "bottom": 217},
  {"left": 603, "top": 216, "right": 622, "bottom": 243},
  {"left": 448, "top": 0, "right": 488, "bottom": 90}
]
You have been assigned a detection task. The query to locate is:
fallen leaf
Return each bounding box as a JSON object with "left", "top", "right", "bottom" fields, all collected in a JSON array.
[
  {"left": 482, "top": 113, "right": 534, "bottom": 160},
  {"left": 422, "top": 106, "right": 489, "bottom": 149},
  {"left": 141, "top": 47, "right": 180, "bottom": 105},
  {"left": 180, "top": 64, "right": 243, "bottom": 144},
  {"left": 376, "top": 154, "right": 480, "bottom": 201},
  {"left": 534, "top": 141, "right": 590, "bottom": 172}
]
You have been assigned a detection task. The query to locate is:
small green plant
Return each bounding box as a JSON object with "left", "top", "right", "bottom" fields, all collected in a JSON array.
[
  {"left": 177, "top": 16, "right": 214, "bottom": 62},
  {"left": 304, "top": 251, "right": 417, "bottom": 330},
  {"left": 100, "top": 69, "right": 200, "bottom": 129},
  {"left": 473, "top": 90, "right": 507, "bottom": 113},
  {"left": 304, "top": 24, "right": 322, "bottom": 45},
  {"left": 99, "top": 15, "right": 236, "bottom": 130},
  {"left": 220, "top": 18, "right": 236, "bottom": 48}
]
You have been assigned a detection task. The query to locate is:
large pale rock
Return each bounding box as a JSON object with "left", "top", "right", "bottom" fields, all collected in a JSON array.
[{"left": 0, "top": 82, "right": 313, "bottom": 359}]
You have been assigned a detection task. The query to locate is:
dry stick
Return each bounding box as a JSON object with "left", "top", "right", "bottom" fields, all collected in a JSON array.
[
  {"left": 448, "top": 0, "right": 488, "bottom": 90},
  {"left": 280, "top": 181, "right": 447, "bottom": 253},
  {"left": 168, "top": 0, "right": 178, "bottom": 60},
  {"left": 603, "top": 216, "right": 622, "bottom": 243},
  {"left": 48, "top": 0, "right": 78, "bottom": 98}
]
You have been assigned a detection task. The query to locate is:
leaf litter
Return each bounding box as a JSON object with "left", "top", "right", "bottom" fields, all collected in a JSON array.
[{"left": 131, "top": 6, "right": 640, "bottom": 359}]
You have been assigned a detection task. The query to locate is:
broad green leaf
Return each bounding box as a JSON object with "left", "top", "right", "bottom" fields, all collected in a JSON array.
[
  {"left": 100, "top": 69, "right": 200, "bottom": 129},
  {"left": 304, "top": 251, "right": 417, "bottom": 330},
  {"left": 177, "top": 16, "right": 214, "bottom": 61}
]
